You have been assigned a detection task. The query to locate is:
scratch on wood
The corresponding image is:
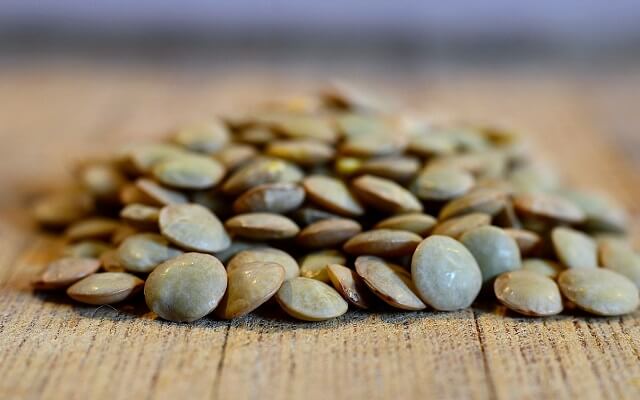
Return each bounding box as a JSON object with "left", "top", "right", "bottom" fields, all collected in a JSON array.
[
  {"left": 472, "top": 310, "right": 497, "bottom": 400},
  {"left": 212, "top": 322, "right": 231, "bottom": 400},
  {"left": 618, "top": 317, "right": 640, "bottom": 362}
]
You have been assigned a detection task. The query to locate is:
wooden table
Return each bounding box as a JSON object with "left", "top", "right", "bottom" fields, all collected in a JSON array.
[{"left": 1, "top": 61, "right": 639, "bottom": 400}]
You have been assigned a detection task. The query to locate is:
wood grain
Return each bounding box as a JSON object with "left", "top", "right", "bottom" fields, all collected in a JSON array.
[{"left": 0, "top": 63, "right": 639, "bottom": 400}]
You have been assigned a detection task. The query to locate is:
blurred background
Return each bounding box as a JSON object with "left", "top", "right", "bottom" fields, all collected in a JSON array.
[{"left": 1, "top": 0, "right": 640, "bottom": 68}]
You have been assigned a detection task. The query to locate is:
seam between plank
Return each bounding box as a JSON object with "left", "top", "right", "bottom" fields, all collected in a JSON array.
[
  {"left": 472, "top": 309, "right": 497, "bottom": 400},
  {"left": 212, "top": 322, "right": 231, "bottom": 400}
]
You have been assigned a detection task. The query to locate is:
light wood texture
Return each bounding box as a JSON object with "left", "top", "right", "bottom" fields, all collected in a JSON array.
[{"left": 0, "top": 63, "right": 639, "bottom": 400}]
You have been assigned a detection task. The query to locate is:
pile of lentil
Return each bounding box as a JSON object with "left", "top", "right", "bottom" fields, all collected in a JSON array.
[{"left": 32, "top": 84, "right": 640, "bottom": 322}]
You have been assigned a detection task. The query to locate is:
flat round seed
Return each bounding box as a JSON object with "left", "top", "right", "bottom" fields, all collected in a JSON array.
[
  {"left": 439, "top": 188, "right": 507, "bottom": 220},
  {"left": 494, "top": 270, "right": 563, "bottom": 316},
  {"left": 408, "top": 131, "right": 458, "bottom": 157},
  {"left": 336, "top": 113, "right": 396, "bottom": 140},
  {"left": 600, "top": 240, "right": 640, "bottom": 289},
  {"left": 159, "top": 203, "right": 230, "bottom": 253},
  {"left": 558, "top": 268, "right": 639, "bottom": 316},
  {"left": 521, "top": 258, "right": 564, "bottom": 279},
  {"left": 233, "top": 183, "right": 305, "bottom": 214},
  {"left": 117, "top": 233, "right": 183, "bottom": 273},
  {"left": 340, "top": 131, "right": 407, "bottom": 157},
  {"left": 432, "top": 212, "right": 491, "bottom": 239},
  {"left": 270, "top": 114, "right": 338, "bottom": 143},
  {"left": 355, "top": 256, "right": 426, "bottom": 310},
  {"left": 120, "top": 203, "right": 160, "bottom": 228},
  {"left": 504, "top": 228, "right": 541, "bottom": 257},
  {"left": 145, "top": 253, "right": 227, "bottom": 322},
  {"left": 265, "top": 139, "right": 335, "bottom": 166},
  {"left": 413, "top": 167, "right": 475, "bottom": 201},
  {"left": 172, "top": 121, "right": 230, "bottom": 154},
  {"left": 374, "top": 213, "right": 437, "bottom": 237},
  {"left": 297, "top": 218, "right": 362, "bottom": 248},
  {"left": 216, "top": 261, "right": 285, "bottom": 319},
  {"left": 460, "top": 226, "right": 522, "bottom": 283},
  {"left": 100, "top": 249, "right": 125, "bottom": 272},
  {"left": 302, "top": 175, "right": 364, "bottom": 217},
  {"left": 451, "top": 127, "right": 492, "bottom": 151},
  {"left": 63, "top": 240, "right": 112, "bottom": 258},
  {"left": 357, "top": 156, "right": 420, "bottom": 182},
  {"left": 152, "top": 154, "right": 226, "bottom": 190},
  {"left": 213, "top": 144, "right": 257, "bottom": 171},
  {"left": 65, "top": 218, "right": 120, "bottom": 242},
  {"left": 486, "top": 123, "right": 522, "bottom": 146},
  {"left": 33, "top": 257, "right": 101, "bottom": 289},
  {"left": 595, "top": 235, "right": 629, "bottom": 248},
  {"left": 222, "top": 158, "right": 303, "bottom": 195},
  {"left": 473, "top": 178, "right": 514, "bottom": 194},
  {"left": 276, "top": 277, "right": 348, "bottom": 321},
  {"left": 560, "top": 189, "right": 628, "bottom": 233},
  {"left": 411, "top": 235, "right": 482, "bottom": 311},
  {"left": 136, "top": 178, "right": 188, "bottom": 206},
  {"left": 300, "top": 250, "right": 346, "bottom": 282},
  {"left": 344, "top": 229, "right": 422, "bottom": 257},
  {"left": 221, "top": 110, "right": 253, "bottom": 130},
  {"left": 225, "top": 213, "right": 300, "bottom": 240},
  {"left": 593, "top": 232, "right": 635, "bottom": 253},
  {"left": 78, "top": 162, "right": 126, "bottom": 201},
  {"left": 327, "top": 264, "right": 373, "bottom": 309},
  {"left": 33, "top": 190, "right": 94, "bottom": 227},
  {"left": 127, "top": 143, "right": 187, "bottom": 174},
  {"left": 321, "top": 81, "right": 386, "bottom": 112},
  {"left": 513, "top": 192, "right": 585, "bottom": 224},
  {"left": 508, "top": 163, "right": 560, "bottom": 193},
  {"left": 237, "top": 127, "right": 277, "bottom": 145},
  {"left": 228, "top": 247, "right": 299, "bottom": 280},
  {"left": 430, "top": 151, "right": 507, "bottom": 179},
  {"left": 551, "top": 227, "right": 598, "bottom": 269},
  {"left": 352, "top": 175, "right": 423, "bottom": 214},
  {"left": 67, "top": 272, "right": 144, "bottom": 305}
]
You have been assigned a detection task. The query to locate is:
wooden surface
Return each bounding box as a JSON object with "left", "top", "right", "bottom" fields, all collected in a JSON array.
[{"left": 0, "top": 62, "right": 639, "bottom": 400}]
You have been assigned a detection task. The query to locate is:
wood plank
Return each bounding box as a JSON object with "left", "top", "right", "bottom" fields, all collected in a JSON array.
[
  {"left": 217, "top": 310, "right": 491, "bottom": 400},
  {"left": 0, "top": 64, "right": 639, "bottom": 400}
]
